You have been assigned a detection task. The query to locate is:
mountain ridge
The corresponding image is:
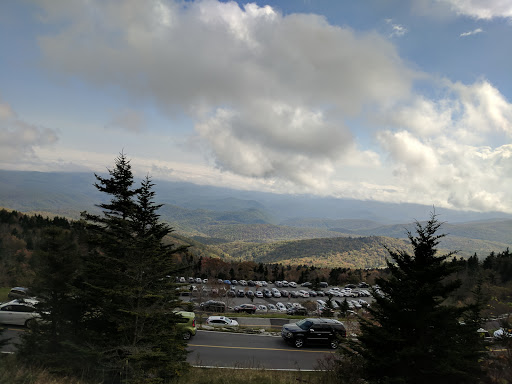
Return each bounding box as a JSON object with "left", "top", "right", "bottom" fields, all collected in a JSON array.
[{"left": 0, "top": 169, "right": 510, "bottom": 266}]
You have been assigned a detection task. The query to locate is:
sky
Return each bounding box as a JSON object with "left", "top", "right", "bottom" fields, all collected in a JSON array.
[{"left": 1, "top": 0, "right": 512, "bottom": 213}]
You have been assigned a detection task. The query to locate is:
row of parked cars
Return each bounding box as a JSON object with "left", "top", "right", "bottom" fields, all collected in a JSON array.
[
  {"left": 198, "top": 300, "right": 308, "bottom": 315},
  {"left": 189, "top": 285, "right": 372, "bottom": 300},
  {"left": 180, "top": 277, "right": 339, "bottom": 289}
]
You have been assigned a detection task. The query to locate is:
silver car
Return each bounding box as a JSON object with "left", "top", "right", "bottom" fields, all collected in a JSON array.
[{"left": 0, "top": 299, "right": 40, "bottom": 328}]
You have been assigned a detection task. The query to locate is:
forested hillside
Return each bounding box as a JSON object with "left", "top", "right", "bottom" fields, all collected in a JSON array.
[
  {"left": 194, "top": 223, "right": 351, "bottom": 243},
  {"left": 216, "top": 236, "right": 410, "bottom": 268}
]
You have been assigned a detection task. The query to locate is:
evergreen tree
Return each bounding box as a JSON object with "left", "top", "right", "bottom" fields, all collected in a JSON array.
[
  {"left": 17, "top": 226, "right": 95, "bottom": 375},
  {"left": 347, "top": 215, "right": 484, "bottom": 384},
  {"left": 79, "top": 154, "right": 189, "bottom": 383}
]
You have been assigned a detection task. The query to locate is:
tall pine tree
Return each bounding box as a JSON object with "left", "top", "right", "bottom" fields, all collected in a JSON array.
[
  {"left": 80, "top": 153, "right": 189, "bottom": 383},
  {"left": 348, "top": 214, "right": 484, "bottom": 384}
]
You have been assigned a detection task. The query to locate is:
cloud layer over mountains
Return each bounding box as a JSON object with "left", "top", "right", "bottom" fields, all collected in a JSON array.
[{"left": 1, "top": 0, "right": 511, "bottom": 213}]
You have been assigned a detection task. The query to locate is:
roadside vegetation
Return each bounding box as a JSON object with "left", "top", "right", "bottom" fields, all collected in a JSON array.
[{"left": 0, "top": 357, "right": 326, "bottom": 384}]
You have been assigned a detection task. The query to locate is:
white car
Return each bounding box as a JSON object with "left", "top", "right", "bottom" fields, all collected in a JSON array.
[
  {"left": 494, "top": 328, "right": 512, "bottom": 339},
  {"left": 0, "top": 299, "right": 40, "bottom": 327},
  {"left": 256, "top": 304, "right": 268, "bottom": 313},
  {"left": 206, "top": 316, "right": 239, "bottom": 328},
  {"left": 288, "top": 282, "right": 297, "bottom": 288},
  {"left": 267, "top": 304, "right": 278, "bottom": 312},
  {"left": 298, "top": 290, "right": 310, "bottom": 298},
  {"left": 255, "top": 291, "right": 263, "bottom": 298},
  {"left": 276, "top": 302, "right": 287, "bottom": 312}
]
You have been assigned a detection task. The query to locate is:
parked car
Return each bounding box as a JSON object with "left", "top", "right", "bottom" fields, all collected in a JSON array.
[
  {"left": 477, "top": 328, "right": 494, "bottom": 343},
  {"left": 255, "top": 291, "right": 263, "bottom": 298},
  {"left": 494, "top": 328, "right": 512, "bottom": 339},
  {"left": 0, "top": 299, "right": 40, "bottom": 328},
  {"left": 298, "top": 290, "right": 310, "bottom": 298},
  {"left": 263, "top": 289, "right": 272, "bottom": 298},
  {"left": 237, "top": 289, "right": 245, "bottom": 297},
  {"left": 288, "top": 282, "right": 297, "bottom": 288},
  {"left": 357, "top": 299, "right": 370, "bottom": 308},
  {"left": 267, "top": 304, "right": 278, "bottom": 312},
  {"left": 286, "top": 306, "right": 308, "bottom": 316},
  {"left": 206, "top": 316, "right": 239, "bottom": 329},
  {"left": 175, "top": 311, "right": 196, "bottom": 340},
  {"left": 272, "top": 289, "right": 281, "bottom": 298},
  {"left": 7, "top": 287, "right": 32, "bottom": 300},
  {"left": 319, "top": 282, "right": 329, "bottom": 288},
  {"left": 276, "top": 302, "right": 287, "bottom": 312},
  {"left": 199, "top": 300, "right": 226, "bottom": 312},
  {"left": 245, "top": 290, "right": 254, "bottom": 298},
  {"left": 289, "top": 291, "right": 299, "bottom": 298},
  {"left": 256, "top": 304, "right": 268, "bottom": 313},
  {"left": 195, "top": 278, "right": 203, "bottom": 284},
  {"left": 234, "top": 304, "right": 257, "bottom": 314},
  {"left": 281, "top": 318, "right": 346, "bottom": 349}
]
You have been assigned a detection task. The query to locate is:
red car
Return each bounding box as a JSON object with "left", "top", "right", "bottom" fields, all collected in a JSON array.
[{"left": 234, "top": 304, "right": 257, "bottom": 314}]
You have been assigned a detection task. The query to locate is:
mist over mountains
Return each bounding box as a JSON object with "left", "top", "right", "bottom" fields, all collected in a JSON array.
[{"left": 0, "top": 169, "right": 511, "bottom": 265}]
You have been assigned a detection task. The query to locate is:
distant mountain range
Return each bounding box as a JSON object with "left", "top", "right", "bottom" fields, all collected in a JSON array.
[{"left": 0, "top": 169, "right": 510, "bottom": 266}]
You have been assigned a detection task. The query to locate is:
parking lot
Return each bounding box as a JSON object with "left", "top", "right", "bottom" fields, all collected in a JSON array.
[{"left": 178, "top": 278, "right": 374, "bottom": 315}]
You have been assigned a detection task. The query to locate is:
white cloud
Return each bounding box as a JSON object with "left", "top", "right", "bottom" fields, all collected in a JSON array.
[
  {"left": 385, "top": 19, "right": 408, "bottom": 37},
  {"left": 29, "top": 0, "right": 512, "bottom": 213},
  {"left": 195, "top": 101, "right": 353, "bottom": 188},
  {"left": 460, "top": 27, "right": 483, "bottom": 37},
  {"left": 376, "top": 80, "right": 512, "bottom": 211},
  {"left": 440, "top": 0, "right": 512, "bottom": 19},
  {"left": 35, "top": 0, "right": 415, "bottom": 184},
  {"left": 0, "top": 98, "right": 58, "bottom": 168}
]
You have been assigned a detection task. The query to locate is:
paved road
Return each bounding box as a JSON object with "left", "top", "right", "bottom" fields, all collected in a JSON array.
[
  {"left": 0, "top": 326, "right": 23, "bottom": 353},
  {"left": 187, "top": 330, "right": 335, "bottom": 370},
  {"left": 3, "top": 326, "right": 336, "bottom": 370}
]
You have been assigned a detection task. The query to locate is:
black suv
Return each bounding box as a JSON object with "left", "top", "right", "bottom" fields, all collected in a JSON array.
[{"left": 281, "top": 318, "right": 346, "bottom": 349}]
